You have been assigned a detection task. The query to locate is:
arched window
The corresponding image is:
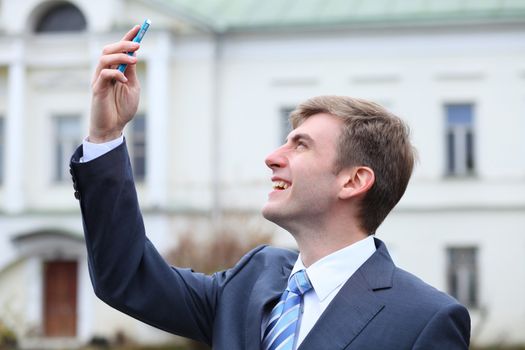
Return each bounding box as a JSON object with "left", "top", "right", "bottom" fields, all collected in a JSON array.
[{"left": 34, "top": 2, "right": 87, "bottom": 33}]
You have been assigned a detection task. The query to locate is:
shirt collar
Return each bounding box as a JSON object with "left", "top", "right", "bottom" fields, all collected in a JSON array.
[{"left": 290, "top": 235, "right": 376, "bottom": 302}]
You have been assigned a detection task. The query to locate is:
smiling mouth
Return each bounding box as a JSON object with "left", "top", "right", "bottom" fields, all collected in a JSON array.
[{"left": 272, "top": 181, "right": 290, "bottom": 190}]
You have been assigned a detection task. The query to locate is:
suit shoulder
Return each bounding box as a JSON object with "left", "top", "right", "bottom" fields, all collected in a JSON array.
[
  {"left": 218, "top": 245, "right": 297, "bottom": 282},
  {"left": 230, "top": 245, "right": 297, "bottom": 270},
  {"left": 392, "top": 266, "right": 462, "bottom": 309},
  {"left": 257, "top": 245, "right": 299, "bottom": 262}
]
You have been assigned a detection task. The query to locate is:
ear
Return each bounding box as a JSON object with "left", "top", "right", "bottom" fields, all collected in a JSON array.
[{"left": 338, "top": 166, "right": 375, "bottom": 200}]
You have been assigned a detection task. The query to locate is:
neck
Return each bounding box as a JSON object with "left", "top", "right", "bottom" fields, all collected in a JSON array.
[{"left": 290, "top": 218, "right": 369, "bottom": 267}]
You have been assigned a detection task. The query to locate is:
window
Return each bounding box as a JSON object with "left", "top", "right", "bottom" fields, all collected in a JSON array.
[
  {"left": 54, "top": 116, "right": 81, "bottom": 182},
  {"left": 0, "top": 117, "right": 4, "bottom": 184},
  {"left": 35, "top": 3, "right": 87, "bottom": 33},
  {"left": 129, "top": 114, "right": 147, "bottom": 181},
  {"left": 280, "top": 106, "right": 295, "bottom": 143},
  {"left": 445, "top": 104, "right": 475, "bottom": 176},
  {"left": 447, "top": 247, "right": 478, "bottom": 308}
]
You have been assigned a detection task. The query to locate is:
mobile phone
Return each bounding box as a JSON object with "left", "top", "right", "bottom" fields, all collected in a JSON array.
[{"left": 117, "top": 19, "right": 151, "bottom": 73}]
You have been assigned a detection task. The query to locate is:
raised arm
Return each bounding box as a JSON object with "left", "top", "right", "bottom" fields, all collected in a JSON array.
[{"left": 70, "top": 26, "right": 219, "bottom": 345}]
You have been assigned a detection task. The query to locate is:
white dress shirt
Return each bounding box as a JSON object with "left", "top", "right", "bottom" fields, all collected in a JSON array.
[
  {"left": 274, "top": 235, "right": 376, "bottom": 349},
  {"left": 80, "top": 135, "right": 124, "bottom": 163},
  {"left": 81, "top": 136, "right": 377, "bottom": 350}
]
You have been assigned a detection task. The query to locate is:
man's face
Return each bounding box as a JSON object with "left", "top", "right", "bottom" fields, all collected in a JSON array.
[{"left": 262, "top": 113, "right": 344, "bottom": 230}]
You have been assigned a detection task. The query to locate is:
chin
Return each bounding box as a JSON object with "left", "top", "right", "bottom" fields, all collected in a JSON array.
[
  {"left": 262, "top": 204, "right": 291, "bottom": 230},
  {"left": 262, "top": 204, "right": 281, "bottom": 223},
  {"left": 261, "top": 204, "right": 274, "bottom": 221}
]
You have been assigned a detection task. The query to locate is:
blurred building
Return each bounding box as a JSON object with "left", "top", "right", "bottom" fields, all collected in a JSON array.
[{"left": 0, "top": 0, "right": 524, "bottom": 348}]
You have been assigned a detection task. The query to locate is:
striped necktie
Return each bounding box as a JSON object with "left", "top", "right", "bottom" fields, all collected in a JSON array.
[{"left": 262, "top": 270, "right": 313, "bottom": 350}]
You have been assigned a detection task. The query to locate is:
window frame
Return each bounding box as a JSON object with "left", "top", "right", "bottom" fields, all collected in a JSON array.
[
  {"left": 0, "top": 116, "right": 4, "bottom": 185},
  {"left": 446, "top": 246, "right": 479, "bottom": 309},
  {"left": 280, "top": 106, "right": 295, "bottom": 144},
  {"left": 444, "top": 103, "right": 476, "bottom": 177},
  {"left": 53, "top": 114, "right": 81, "bottom": 183},
  {"left": 127, "top": 113, "right": 147, "bottom": 182},
  {"left": 34, "top": 2, "right": 87, "bottom": 33}
]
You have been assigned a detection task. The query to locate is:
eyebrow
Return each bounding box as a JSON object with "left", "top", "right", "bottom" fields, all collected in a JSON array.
[{"left": 287, "top": 133, "right": 314, "bottom": 145}]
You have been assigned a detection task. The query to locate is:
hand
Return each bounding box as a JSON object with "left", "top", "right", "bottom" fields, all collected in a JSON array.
[{"left": 89, "top": 25, "right": 141, "bottom": 143}]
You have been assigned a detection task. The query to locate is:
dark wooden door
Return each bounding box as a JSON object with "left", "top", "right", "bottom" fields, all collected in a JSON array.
[{"left": 43, "top": 260, "right": 78, "bottom": 337}]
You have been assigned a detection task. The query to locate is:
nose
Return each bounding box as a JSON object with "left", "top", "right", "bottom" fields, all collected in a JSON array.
[{"left": 265, "top": 146, "right": 287, "bottom": 170}]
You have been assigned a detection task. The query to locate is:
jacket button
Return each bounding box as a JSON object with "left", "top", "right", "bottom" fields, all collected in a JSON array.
[{"left": 74, "top": 191, "right": 80, "bottom": 200}]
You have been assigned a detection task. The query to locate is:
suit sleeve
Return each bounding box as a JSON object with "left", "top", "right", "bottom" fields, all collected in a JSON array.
[
  {"left": 70, "top": 141, "right": 217, "bottom": 345},
  {"left": 412, "top": 302, "right": 471, "bottom": 350}
]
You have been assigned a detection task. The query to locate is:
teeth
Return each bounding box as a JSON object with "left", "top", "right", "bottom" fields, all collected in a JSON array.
[{"left": 272, "top": 181, "right": 289, "bottom": 190}]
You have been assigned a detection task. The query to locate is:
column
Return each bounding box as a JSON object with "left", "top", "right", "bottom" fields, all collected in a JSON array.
[
  {"left": 25, "top": 257, "right": 42, "bottom": 335},
  {"left": 4, "top": 40, "right": 25, "bottom": 213},
  {"left": 146, "top": 32, "right": 170, "bottom": 208},
  {"left": 77, "top": 257, "right": 92, "bottom": 342}
]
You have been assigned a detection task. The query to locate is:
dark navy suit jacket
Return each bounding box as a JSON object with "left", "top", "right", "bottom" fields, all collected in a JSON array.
[{"left": 70, "top": 142, "right": 470, "bottom": 349}]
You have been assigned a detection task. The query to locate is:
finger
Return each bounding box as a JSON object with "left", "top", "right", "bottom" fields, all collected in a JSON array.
[
  {"left": 93, "top": 53, "right": 137, "bottom": 83},
  {"left": 124, "top": 58, "right": 139, "bottom": 85},
  {"left": 92, "top": 25, "right": 140, "bottom": 87},
  {"left": 102, "top": 41, "right": 140, "bottom": 55},
  {"left": 99, "top": 53, "right": 137, "bottom": 70},
  {"left": 93, "top": 68, "right": 128, "bottom": 91},
  {"left": 121, "top": 25, "right": 140, "bottom": 41}
]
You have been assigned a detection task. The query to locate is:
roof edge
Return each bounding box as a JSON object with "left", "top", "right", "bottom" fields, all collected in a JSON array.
[
  {"left": 220, "top": 13, "right": 525, "bottom": 34},
  {"left": 136, "top": 0, "right": 219, "bottom": 33}
]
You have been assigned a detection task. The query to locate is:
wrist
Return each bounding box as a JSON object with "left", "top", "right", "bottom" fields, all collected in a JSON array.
[{"left": 88, "top": 129, "right": 122, "bottom": 143}]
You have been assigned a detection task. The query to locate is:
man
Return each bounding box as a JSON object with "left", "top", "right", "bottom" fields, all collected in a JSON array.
[{"left": 70, "top": 25, "right": 471, "bottom": 349}]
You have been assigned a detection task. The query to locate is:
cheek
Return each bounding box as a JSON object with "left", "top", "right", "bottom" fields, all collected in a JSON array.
[{"left": 296, "top": 170, "right": 338, "bottom": 196}]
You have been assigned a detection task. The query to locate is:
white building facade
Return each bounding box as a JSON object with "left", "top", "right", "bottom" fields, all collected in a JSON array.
[{"left": 0, "top": 0, "right": 524, "bottom": 348}]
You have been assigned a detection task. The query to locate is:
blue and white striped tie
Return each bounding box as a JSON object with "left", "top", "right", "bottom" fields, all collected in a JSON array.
[{"left": 262, "top": 270, "right": 313, "bottom": 350}]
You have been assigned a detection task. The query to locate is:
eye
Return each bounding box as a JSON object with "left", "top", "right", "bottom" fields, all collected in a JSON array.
[{"left": 296, "top": 141, "right": 307, "bottom": 150}]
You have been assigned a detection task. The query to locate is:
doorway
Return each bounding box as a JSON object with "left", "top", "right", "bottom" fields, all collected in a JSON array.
[{"left": 43, "top": 260, "right": 78, "bottom": 337}]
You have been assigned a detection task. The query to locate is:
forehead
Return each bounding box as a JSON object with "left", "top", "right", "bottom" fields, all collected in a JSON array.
[{"left": 289, "top": 113, "right": 343, "bottom": 144}]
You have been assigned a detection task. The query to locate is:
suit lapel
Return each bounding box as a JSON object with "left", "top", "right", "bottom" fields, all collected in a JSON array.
[
  {"left": 244, "top": 263, "right": 292, "bottom": 349},
  {"left": 298, "top": 239, "right": 395, "bottom": 350}
]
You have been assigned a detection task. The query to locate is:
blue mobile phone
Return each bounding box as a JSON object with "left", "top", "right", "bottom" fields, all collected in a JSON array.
[{"left": 117, "top": 19, "right": 151, "bottom": 73}]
